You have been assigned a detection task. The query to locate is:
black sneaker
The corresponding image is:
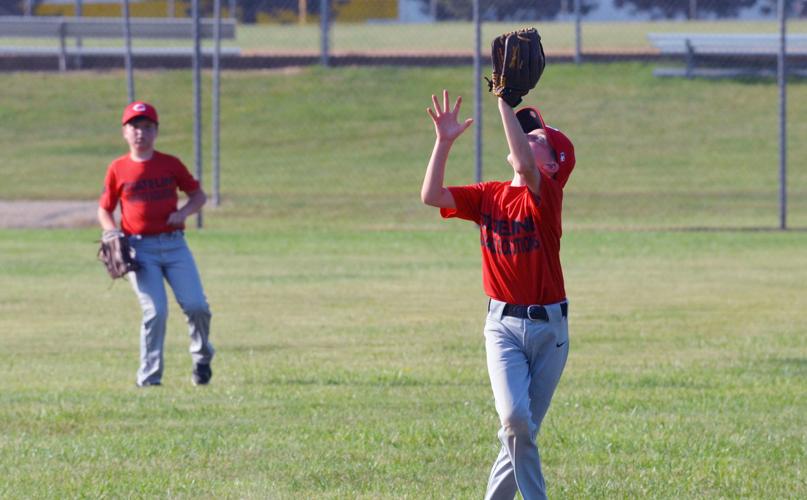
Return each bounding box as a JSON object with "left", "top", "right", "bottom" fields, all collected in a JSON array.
[
  {"left": 136, "top": 381, "right": 161, "bottom": 388},
  {"left": 192, "top": 363, "right": 212, "bottom": 385}
]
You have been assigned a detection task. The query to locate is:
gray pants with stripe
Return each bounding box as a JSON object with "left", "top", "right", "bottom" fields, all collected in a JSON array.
[
  {"left": 483, "top": 299, "right": 569, "bottom": 500},
  {"left": 127, "top": 231, "right": 214, "bottom": 386}
]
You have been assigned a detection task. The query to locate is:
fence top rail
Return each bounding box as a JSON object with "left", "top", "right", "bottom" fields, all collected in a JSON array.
[{"left": 0, "top": 16, "right": 235, "bottom": 39}]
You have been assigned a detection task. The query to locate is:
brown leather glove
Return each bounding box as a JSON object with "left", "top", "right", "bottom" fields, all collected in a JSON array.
[
  {"left": 98, "top": 231, "right": 139, "bottom": 279},
  {"left": 486, "top": 27, "right": 546, "bottom": 107}
]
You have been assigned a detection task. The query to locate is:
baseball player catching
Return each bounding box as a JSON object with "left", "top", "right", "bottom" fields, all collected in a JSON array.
[
  {"left": 97, "top": 101, "right": 215, "bottom": 387},
  {"left": 420, "top": 29, "right": 575, "bottom": 499}
]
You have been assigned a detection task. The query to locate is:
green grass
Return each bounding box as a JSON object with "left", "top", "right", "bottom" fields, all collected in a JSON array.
[
  {"left": 1, "top": 64, "right": 806, "bottom": 498},
  {"left": 1, "top": 228, "right": 805, "bottom": 498},
  {"left": 1, "top": 63, "right": 805, "bottom": 228}
]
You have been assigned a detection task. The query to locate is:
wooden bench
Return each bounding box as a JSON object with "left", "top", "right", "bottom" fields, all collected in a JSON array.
[
  {"left": 0, "top": 16, "right": 237, "bottom": 71},
  {"left": 647, "top": 33, "right": 807, "bottom": 78}
]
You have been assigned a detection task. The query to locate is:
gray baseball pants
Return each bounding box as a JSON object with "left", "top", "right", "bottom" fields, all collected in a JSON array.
[
  {"left": 127, "top": 230, "right": 214, "bottom": 386},
  {"left": 483, "top": 299, "right": 569, "bottom": 500}
]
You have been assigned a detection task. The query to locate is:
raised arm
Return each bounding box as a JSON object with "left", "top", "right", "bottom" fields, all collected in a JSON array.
[
  {"left": 499, "top": 98, "right": 541, "bottom": 193},
  {"left": 420, "top": 90, "right": 473, "bottom": 209}
]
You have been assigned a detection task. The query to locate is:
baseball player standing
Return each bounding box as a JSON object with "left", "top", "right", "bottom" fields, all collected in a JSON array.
[
  {"left": 98, "top": 101, "right": 215, "bottom": 387},
  {"left": 421, "top": 90, "right": 575, "bottom": 499}
]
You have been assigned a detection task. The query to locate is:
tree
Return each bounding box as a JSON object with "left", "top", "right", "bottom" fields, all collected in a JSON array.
[
  {"left": 3, "top": 0, "right": 47, "bottom": 16},
  {"left": 418, "top": 0, "right": 596, "bottom": 21},
  {"left": 0, "top": 2, "right": 21, "bottom": 15},
  {"left": 756, "top": 0, "right": 807, "bottom": 17},
  {"left": 614, "top": 0, "right": 758, "bottom": 19}
]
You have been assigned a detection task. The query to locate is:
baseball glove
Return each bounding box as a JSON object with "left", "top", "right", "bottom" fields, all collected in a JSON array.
[
  {"left": 486, "top": 27, "right": 546, "bottom": 107},
  {"left": 97, "top": 230, "right": 139, "bottom": 279}
]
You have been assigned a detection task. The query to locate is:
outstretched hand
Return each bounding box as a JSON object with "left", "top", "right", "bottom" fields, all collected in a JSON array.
[{"left": 427, "top": 90, "right": 473, "bottom": 143}]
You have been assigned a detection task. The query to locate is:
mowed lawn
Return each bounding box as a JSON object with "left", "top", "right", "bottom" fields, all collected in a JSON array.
[{"left": 0, "top": 64, "right": 805, "bottom": 498}]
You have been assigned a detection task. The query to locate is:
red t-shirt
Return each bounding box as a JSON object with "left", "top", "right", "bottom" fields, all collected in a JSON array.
[
  {"left": 99, "top": 151, "right": 200, "bottom": 235},
  {"left": 441, "top": 171, "right": 570, "bottom": 306}
]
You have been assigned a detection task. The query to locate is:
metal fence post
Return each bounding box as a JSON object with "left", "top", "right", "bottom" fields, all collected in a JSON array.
[
  {"left": 320, "top": 0, "right": 330, "bottom": 67},
  {"left": 74, "top": 0, "right": 83, "bottom": 69},
  {"left": 574, "top": 0, "right": 582, "bottom": 64},
  {"left": 121, "top": 0, "right": 135, "bottom": 102},
  {"left": 685, "top": 39, "right": 694, "bottom": 79},
  {"left": 213, "top": 0, "right": 222, "bottom": 207},
  {"left": 473, "top": 0, "right": 482, "bottom": 183},
  {"left": 192, "top": 0, "right": 203, "bottom": 228},
  {"left": 778, "top": 0, "right": 787, "bottom": 230},
  {"left": 58, "top": 20, "right": 67, "bottom": 72}
]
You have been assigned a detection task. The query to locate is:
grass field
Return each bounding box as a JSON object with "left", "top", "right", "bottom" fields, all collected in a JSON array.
[{"left": 1, "top": 63, "right": 806, "bottom": 498}]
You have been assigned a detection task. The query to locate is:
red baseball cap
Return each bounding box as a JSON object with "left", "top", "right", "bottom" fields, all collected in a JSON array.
[
  {"left": 515, "top": 106, "right": 575, "bottom": 171},
  {"left": 121, "top": 101, "right": 159, "bottom": 125}
]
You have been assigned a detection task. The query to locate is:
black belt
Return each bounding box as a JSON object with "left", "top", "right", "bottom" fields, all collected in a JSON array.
[{"left": 501, "top": 301, "right": 568, "bottom": 321}]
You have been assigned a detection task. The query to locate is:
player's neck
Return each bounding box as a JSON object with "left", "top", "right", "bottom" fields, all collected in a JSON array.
[
  {"left": 129, "top": 148, "right": 155, "bottom": 162},
  {"left": 510, "top": 173, "right": 527, "bottom": 187}
]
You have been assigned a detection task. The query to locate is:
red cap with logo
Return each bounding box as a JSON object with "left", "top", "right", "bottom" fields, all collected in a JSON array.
[
  {"left": 121, "top": 101, "right": 159, "bottom": 125},
  {"left": 515, "top": 106, "right": 575, "bottom": 174}
]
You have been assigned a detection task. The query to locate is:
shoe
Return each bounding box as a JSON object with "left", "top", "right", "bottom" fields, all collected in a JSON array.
[
  {"left": 192, "top": 363, "right": 212, "bottom": 385},
  {"left": 136, "top": 380, "right": 162, "bottom": 387}
]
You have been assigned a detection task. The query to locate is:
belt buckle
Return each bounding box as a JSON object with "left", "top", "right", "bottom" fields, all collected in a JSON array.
[{"left": 526, "top": 305, "right": 544, "bottom": 321}]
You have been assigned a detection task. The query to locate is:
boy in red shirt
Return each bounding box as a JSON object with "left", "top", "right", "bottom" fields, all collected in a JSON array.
[
  {"left": 421, "top": 91, "right": 575, "bottom": 499},
  {"left": 98, "top": 101, "right": 214, "bottom": 387}
]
